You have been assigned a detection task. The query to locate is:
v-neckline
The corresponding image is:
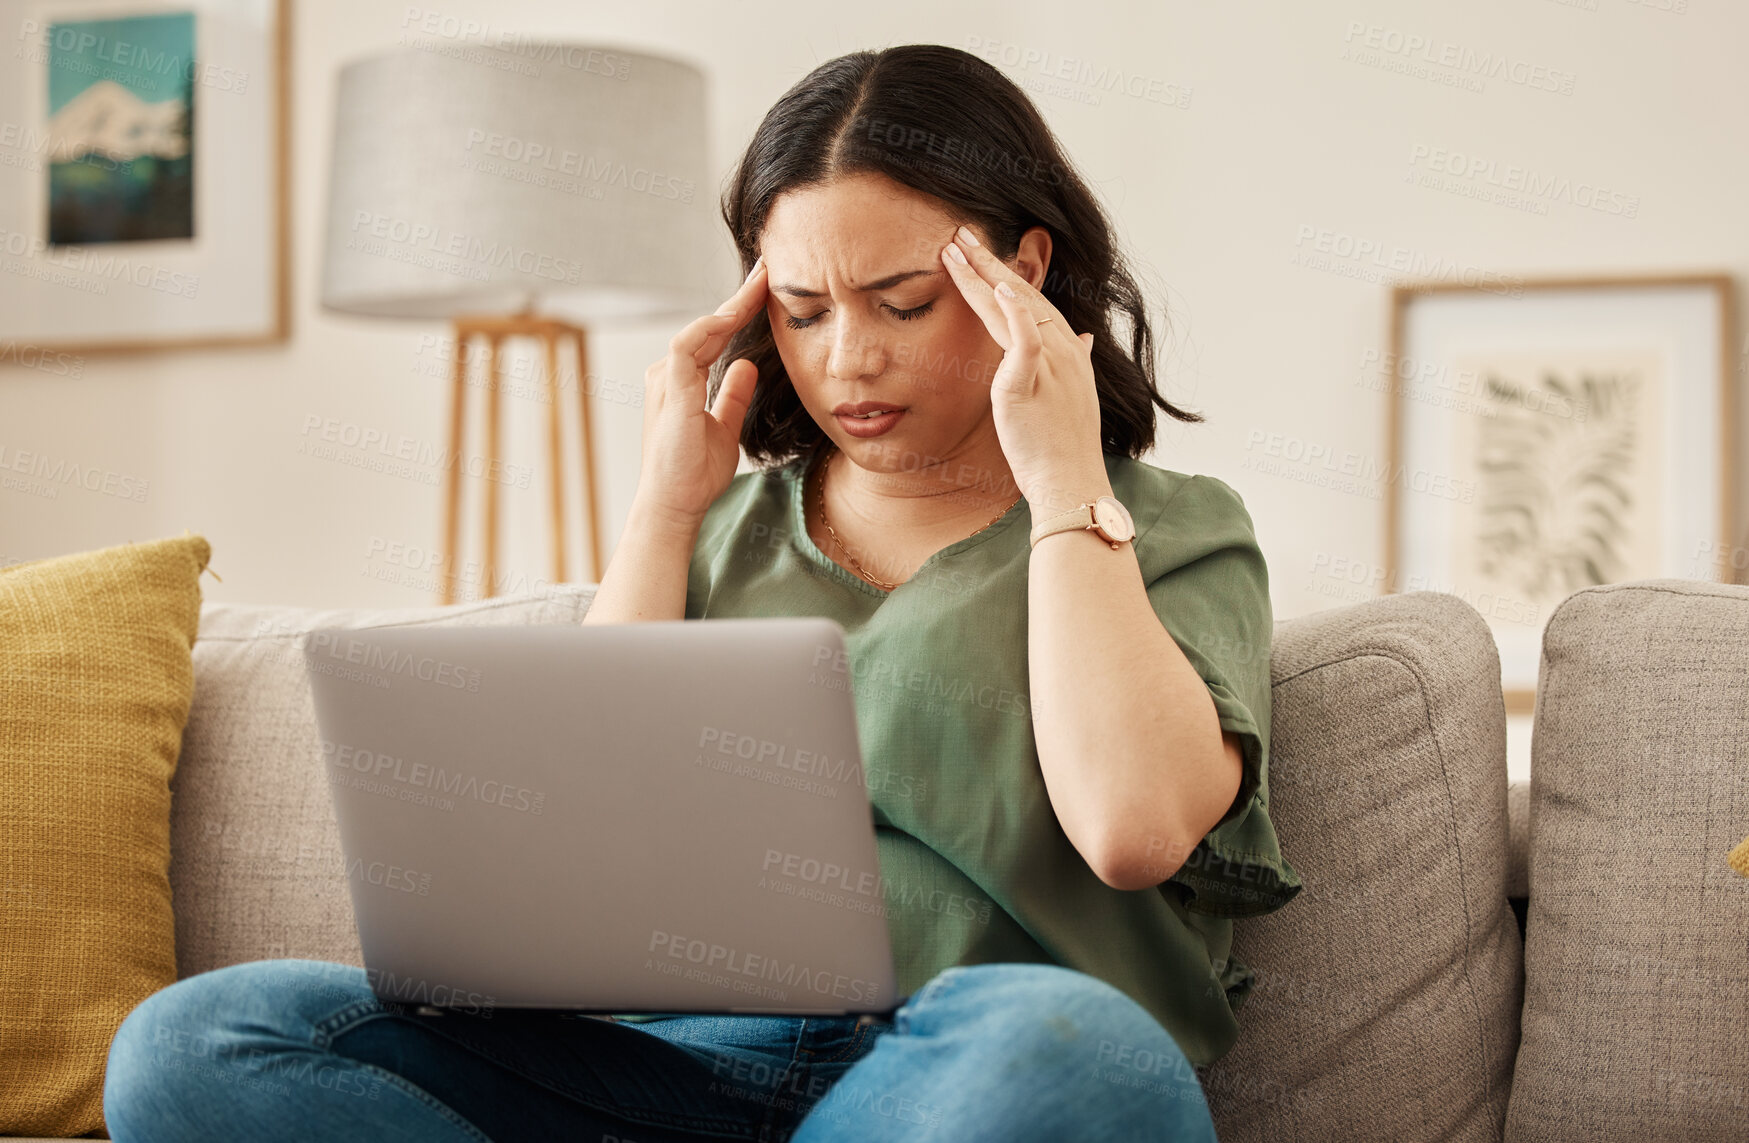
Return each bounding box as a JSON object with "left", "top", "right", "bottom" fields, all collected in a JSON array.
[{"left": 781, "top": 452, "right": 1028, "bottom": 600}]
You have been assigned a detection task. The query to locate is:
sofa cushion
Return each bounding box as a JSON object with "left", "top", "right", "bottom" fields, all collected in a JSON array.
[
  {"left": 1202, "top": 592, "right": 1522, "bottom": 1142},
  {"left": 1507, "top": 777, "right": 1531, "bottom": 899},
  {"left": 171, "top": 584, "right": 596, "bottom": 979},
  {"left": 1505, "top": 579, "right": 1749, "bottom": 1142},
  {"left": 0, "top": 535, "right": 210, "bottom": 1138}
]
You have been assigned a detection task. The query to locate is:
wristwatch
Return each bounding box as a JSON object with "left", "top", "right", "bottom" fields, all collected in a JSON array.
[{"left": 1029, "top": 495, "right": 1136, "bottom": 550}]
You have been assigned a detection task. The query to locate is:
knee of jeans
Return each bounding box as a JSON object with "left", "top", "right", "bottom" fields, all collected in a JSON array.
[
  {"left": 913, "top": 964, "right": 1198, "bottom": 1083},
  {"left": 108, "top": 959, "right": 373, "bottom": 1084},
  {"left": 105, "top": 959, "right": 380, "bottom": 1133}
]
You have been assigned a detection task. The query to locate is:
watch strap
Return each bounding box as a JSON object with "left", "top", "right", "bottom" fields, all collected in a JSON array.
[{"left": 1029, "top": 503, "right": 1098, "bottom": 548}]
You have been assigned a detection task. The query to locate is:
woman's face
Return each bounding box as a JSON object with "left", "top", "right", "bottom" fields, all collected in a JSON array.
[{"left": 759, "top": 172, "right": 1043, "bottom": 480}]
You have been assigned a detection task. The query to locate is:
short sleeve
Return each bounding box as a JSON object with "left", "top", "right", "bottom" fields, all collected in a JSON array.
[{"left": 1141, "top": 474, "right": 1302, "bottom": 919}]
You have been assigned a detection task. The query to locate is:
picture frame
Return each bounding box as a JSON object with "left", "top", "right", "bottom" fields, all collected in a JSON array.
[
  {"left": 0, "top": 0, "right": 288, "bottom": 354},
  {"left": 1383, "top": 272, "right": 1738, "bottom": 713}
]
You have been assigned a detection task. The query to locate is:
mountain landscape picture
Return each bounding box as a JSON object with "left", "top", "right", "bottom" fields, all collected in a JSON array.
[{"left": 46, "top": 11, "right": 195, "bottom": 245}]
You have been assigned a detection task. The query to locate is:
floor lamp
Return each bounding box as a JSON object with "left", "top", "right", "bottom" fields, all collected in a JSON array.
[{"left": 317, "top": 41, "right": 714, "bottom": 603}]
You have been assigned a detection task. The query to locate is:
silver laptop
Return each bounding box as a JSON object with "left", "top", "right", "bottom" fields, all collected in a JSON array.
[{"left": 301, "top": 616, "right": 901, "bottom": 1019}]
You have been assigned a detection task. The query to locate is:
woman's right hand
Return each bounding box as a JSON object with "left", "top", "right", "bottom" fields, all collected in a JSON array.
[{"left": 633, "top": 256, "right": 770, "bottom": 531}]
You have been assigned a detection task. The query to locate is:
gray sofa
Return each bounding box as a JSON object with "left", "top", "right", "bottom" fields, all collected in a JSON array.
[{"left": 45, "top": 578, "right": 1749, "bottom": 1140}]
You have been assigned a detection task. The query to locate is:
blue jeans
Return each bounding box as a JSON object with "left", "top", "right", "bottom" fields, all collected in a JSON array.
[{"left": 103, "top": 958, "right": 1218, "bottom": 1142}]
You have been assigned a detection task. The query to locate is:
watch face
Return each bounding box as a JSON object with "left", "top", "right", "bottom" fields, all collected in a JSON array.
[{"left": 1093, "top": 496, "right": 1135, "bottom": 541}]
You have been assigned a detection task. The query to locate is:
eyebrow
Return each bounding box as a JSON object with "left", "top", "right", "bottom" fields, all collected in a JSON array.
[{"left": 771, "top": 269, "right": 942, "bottom": 299}]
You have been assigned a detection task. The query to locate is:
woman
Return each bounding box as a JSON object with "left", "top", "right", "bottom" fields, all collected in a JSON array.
[{"left": 103, "top": 43, "right": 1299, "bottom": 1142}]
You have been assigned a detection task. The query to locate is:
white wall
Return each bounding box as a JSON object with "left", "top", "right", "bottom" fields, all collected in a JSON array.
[{"left": 6, "top": 0, "right": 1745, "bottom": 776}]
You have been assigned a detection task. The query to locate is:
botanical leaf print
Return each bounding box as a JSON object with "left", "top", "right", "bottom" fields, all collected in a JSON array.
[{"left": 1474, "top": 370, "right": 1638, "bottom": 598}]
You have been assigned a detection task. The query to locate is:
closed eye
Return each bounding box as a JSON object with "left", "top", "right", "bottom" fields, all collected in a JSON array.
[{"left": 783, "top": 301, "right": 936, "bottom": 331}]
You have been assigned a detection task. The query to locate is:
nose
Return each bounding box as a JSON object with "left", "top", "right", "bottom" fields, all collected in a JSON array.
[{"left": 825, "top": 315, "right": 885, "bottom": 383}]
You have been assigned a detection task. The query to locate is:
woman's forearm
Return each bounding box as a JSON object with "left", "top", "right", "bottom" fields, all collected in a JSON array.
[
  {"left": 580, "top": 499, "right": 702, "bottom": 624},
  {"left": 1025, "top": 464, "right": 1241, "bottom": 892}
]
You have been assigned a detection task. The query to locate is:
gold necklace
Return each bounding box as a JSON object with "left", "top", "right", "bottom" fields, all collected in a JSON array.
[{"left": 814, "top": 447, "right": 1023, "bottom": 591}]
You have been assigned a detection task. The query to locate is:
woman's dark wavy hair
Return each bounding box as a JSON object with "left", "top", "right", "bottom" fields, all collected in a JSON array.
[{"left": 713, "top": 43, "right": 1201, "bottom": 472}]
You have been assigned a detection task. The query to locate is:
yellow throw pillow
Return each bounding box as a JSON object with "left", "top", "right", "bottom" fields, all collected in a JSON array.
[{"left": 0, "top": 534, "right": 210, "bottom": 1138}]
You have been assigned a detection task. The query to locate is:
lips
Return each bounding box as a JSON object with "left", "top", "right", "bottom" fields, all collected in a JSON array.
[
  {"left": 833, "top": 406, "right": 906, "bottom": 438},
  {"left": 833, "top": 401, "right": 908, "bottom": 417}
]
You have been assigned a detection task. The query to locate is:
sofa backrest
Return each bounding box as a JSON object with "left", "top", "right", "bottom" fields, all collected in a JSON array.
[
  {"left": 1504, "top": 579, "right": 1749, "bottom": 1142},
  {"left": 1202, "top": 591, "right": 1523, "bottom": 1143}
]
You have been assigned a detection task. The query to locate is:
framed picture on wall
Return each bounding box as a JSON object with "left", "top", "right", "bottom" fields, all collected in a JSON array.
[
  {"left": 0, "top": 0, "right": 287, "bottom": 353},
  {"left": 1383, "top": 273, "right": 1738, "bottom": 712}
]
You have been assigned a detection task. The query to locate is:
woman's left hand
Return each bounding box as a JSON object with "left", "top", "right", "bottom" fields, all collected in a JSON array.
[{"left": 939, "top": 225, "right": 1111, "bottom": 512}]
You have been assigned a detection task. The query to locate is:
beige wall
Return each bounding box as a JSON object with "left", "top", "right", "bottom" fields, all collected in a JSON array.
[{"left": 5, "top": 0, "right": 1744, "bottom": 775}]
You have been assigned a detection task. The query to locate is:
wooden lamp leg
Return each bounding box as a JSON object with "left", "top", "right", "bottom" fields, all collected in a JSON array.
[
  {"left": 482, "top": 334, "right": 502, "bottom": 600},
  {"left": 543, "top": 331, "right": 566, "bottom": 586},
  {"left": 440, "top": 325, "right": 469, "bottom": 606},
  {"left": 575, "top": 327, "right": 604, "bottom": 584}
]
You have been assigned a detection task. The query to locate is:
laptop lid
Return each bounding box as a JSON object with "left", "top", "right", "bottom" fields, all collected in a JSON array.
[{"left": 301, "top": 616, "right": 900, "bottom": 1018}]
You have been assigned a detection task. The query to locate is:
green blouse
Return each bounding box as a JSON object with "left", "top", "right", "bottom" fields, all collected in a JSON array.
[{"left": 677, "top": 450, "right": 1300, "bottom": 1066}]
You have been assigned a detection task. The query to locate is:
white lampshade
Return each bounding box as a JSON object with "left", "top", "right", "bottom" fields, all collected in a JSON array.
[{"left": 319, "top": 43, "right": 715, "bottom": 322}]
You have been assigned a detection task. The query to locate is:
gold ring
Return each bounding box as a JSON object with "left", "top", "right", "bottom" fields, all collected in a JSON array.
[{"left": 1034, "top": 316, "right": 1053, "bottom": 326}]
